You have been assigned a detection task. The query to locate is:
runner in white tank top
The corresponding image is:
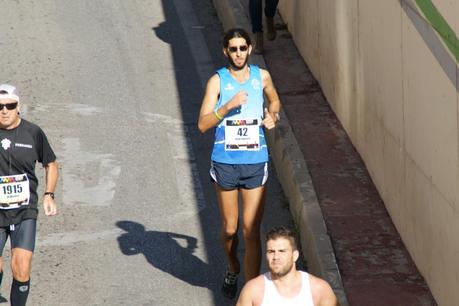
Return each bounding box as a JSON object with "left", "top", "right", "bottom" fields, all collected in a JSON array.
[
  {"left": 236, "top": 227, "right": 339, "bottom": 306},
  {"left": 262, "top": 271, "right": 314, "bottom": 306}
]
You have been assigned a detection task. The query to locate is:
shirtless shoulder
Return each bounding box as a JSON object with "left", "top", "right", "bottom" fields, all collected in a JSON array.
[
  {"left": 309, "top": 273, "right": 339, "bottom": 306},
  {"left": 237, "top": 274, "right": 265, "bottom": 306}
]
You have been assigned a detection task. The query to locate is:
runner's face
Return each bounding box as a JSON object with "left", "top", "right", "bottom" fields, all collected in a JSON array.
[
  {"left": 0, "top": 98, "right": 20, "bottom": 129},
  {"left": 266, "top": 238, "right": 298, "bottom": 278},
  {"left": 225, "top": 37, "right": 251, "bottom": 70}
]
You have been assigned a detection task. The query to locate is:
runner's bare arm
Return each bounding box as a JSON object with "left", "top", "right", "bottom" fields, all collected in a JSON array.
[
  {"left": 198, "top": 74, "right": 248, "bottom": 133},
  {"left": 236, "top": 276, "right": 263, "bottom": 306},
  {"left": 311, "top": 275, "right": 340, "bottom": 306},
  {"left": 261, "top": 69, "right": 281, "bottom": 129},
  {"left": 43, "top": 161, "right": 58, "bottom": 216},
  {"left": 319, "top": 286, "right": 340, "bottom": 306}
]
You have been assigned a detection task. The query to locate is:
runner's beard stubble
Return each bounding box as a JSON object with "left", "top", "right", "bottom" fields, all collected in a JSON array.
[
  {"left": 271, "top": 268, "right": 290, "bottom": 278},
  {"left": 270, "top": 261, "right": 295, "bottom": 279},
  {"left": 228, "top": 55, "right": 249, "bottom": 71}
]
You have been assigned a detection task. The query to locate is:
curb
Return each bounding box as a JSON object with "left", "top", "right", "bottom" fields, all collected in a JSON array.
[{"left": 212, "top": 0, "right": 348, "bottom": 305}]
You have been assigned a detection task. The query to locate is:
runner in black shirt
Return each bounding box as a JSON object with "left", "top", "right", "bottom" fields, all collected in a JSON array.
[{"left": 0, "top": 84, "right": 58, "bottom": 306}]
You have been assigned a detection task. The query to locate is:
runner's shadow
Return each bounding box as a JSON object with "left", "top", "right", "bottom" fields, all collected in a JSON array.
[{"left": 116, "top": 221, "right": 213, "bottom": 289}]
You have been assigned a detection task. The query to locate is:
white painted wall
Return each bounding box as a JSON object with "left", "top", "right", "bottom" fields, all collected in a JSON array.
[{"left": 278, "top": 0, "right": 459, "bottom": 305}]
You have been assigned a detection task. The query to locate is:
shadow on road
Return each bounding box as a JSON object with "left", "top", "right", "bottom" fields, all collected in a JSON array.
[
  {"left": 116, "top": 220, "right": 213, "bottom": 289},
  {"left": 147, "top": 1, "right": 233, "bottom": 305}
]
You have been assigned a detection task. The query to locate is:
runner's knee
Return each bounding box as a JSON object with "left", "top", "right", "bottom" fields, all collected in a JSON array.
[
  {"left": 221, "top": 224, "right": 238, "bottom": 239},
  {"left": 242, "top": 226, "right": 261, "bottom": 242},
  {"left": 12, "top": 262, "right": 31, "bottom": 281},
  {"left": 12, "top": 252, "right": 32, "bottom": 281}
]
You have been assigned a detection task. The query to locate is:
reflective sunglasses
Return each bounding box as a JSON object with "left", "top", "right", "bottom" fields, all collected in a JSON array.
[
  {"left": 228, "top": 45, "right": 249, "bottom": 53},
  {"left": 0, "top": 102, "right": 18, "bottom": 111}
]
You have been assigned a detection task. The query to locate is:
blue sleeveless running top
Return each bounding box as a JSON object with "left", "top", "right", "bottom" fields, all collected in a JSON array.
[{"left": 211, "top": 65, "right": 268, "bottom": 164}]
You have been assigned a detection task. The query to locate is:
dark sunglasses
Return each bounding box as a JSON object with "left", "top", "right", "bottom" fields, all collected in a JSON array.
[
  {"left": 228, "top": 45, "right": 249, "bottom": 53},
  {"left": 0, "top": 102, "right": 18, "bottom": 111}
]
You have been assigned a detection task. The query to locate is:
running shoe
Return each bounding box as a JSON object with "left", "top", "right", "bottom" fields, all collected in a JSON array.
[{"left": 221, "top": 269, "right": 239, "bottom": 299}]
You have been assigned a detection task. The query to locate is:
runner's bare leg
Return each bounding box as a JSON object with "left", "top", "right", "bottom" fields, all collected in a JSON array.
[
  {"left": 241, "top": 186, "right": 265, "bottom": 281},
  {"left": 216, "top": 185, "right": 240, "bottom": 274}
]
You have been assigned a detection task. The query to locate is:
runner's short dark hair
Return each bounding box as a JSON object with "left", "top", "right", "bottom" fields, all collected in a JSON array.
[
  {"left": 223, "top": 28, "right": 252, "bottom": 48},
  {"left": 266, "top": 226, "right": 298, "bottom": 250}
]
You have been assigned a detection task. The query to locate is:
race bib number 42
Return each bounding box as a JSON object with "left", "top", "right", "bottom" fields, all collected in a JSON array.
[
  {"left": 225, "top": 119, "right": 260, "bottom": 151},
  {"left": 0, "top": 174, "right": 30, "bottom": 207}
]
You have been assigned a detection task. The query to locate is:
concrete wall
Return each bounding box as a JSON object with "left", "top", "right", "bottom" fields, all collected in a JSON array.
[{"left": 278, "top": 0, "right": 459, "bottom": 305}]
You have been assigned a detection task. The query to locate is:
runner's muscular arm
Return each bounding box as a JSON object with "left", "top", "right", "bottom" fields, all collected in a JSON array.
[
  {"left": 236, "top": 276, "right": 264, "bottom": 306},
  {"left": 198, "top": 74, "right": 247, "bottom": 133},
  {"left": 43, "top": 161, "right": 58, "bottom": 216},
  {"left": 236, "top": 285, "right": 254, "bottom": 306},
  {"left": 261, "top": 69, "right": 281, "bottom": 129},
  {"left": 318, "top": 285, "right": 340, "bottom": 306},
  {"left": 311, "top": 276, "right": 340, "bottom": 306}
]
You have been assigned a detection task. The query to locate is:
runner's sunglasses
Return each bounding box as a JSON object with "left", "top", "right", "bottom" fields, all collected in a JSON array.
[
  {"left": 228, "top": 45, "right": 249, "bottom": 53},
  {"left": 0, "top": 102, "right": 18, "bottom": 110}
]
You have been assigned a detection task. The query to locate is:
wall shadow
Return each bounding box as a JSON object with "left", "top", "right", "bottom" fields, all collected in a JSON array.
[{"left": 402, "top": 0, "right": 459, "bottom": 92}]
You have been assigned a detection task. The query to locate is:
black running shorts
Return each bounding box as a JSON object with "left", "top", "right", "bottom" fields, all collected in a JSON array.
[
  {"left": 0, "top": 219, "right": 36, "bottom": 256},
  {"left": 210, "top": 161, "right": 268, "bottom": 190}
]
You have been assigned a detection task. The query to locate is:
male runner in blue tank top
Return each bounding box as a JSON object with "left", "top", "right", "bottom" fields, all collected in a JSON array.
[{"left": 198, "top": 28, "right": 281, "bottom": 299}]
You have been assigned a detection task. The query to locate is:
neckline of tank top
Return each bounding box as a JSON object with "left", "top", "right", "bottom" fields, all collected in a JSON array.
[{"left": 226, "top": 66, "right": 252, "bottom": 85}]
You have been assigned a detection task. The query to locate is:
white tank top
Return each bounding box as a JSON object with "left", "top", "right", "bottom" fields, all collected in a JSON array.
[{"left": 261, "top": 271, "right": 314, "bottom": 306}]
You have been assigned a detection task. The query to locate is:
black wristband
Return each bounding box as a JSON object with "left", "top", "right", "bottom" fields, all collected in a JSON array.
[{"left": 44, "top": 192, "right": 55, "bottom": 199}]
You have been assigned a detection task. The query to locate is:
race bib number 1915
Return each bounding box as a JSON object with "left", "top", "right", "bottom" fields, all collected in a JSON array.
[{"left": 0, "top": 174, "right": 30, "bottom": 207}]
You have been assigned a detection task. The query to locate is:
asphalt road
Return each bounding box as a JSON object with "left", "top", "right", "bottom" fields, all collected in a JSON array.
[{"left": 0, "top": 1, "right": 294, "bottom": 305}]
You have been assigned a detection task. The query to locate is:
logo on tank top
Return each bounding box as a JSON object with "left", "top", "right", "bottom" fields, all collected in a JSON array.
[
  {"left": 1, "top": 138, "right": 11, "bottom": 150},
  {"left": 224, "top": 83, "right": 235, "bottom": 91},
  {"left": 252, "top": 79, "right": 261, "bottom": 90}
]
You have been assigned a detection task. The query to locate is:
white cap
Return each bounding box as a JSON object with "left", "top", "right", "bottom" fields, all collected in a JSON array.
[{"left": 0, "top": 84, "right": 20, "bottom": 102}]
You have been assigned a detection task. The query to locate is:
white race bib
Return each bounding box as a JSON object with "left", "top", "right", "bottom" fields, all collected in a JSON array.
[
  {"left": 225, "top": 119, "right": 260, "bottom": 151},
  {"left": 0, "top": 174, "right": 30, "bottom": 209}
]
